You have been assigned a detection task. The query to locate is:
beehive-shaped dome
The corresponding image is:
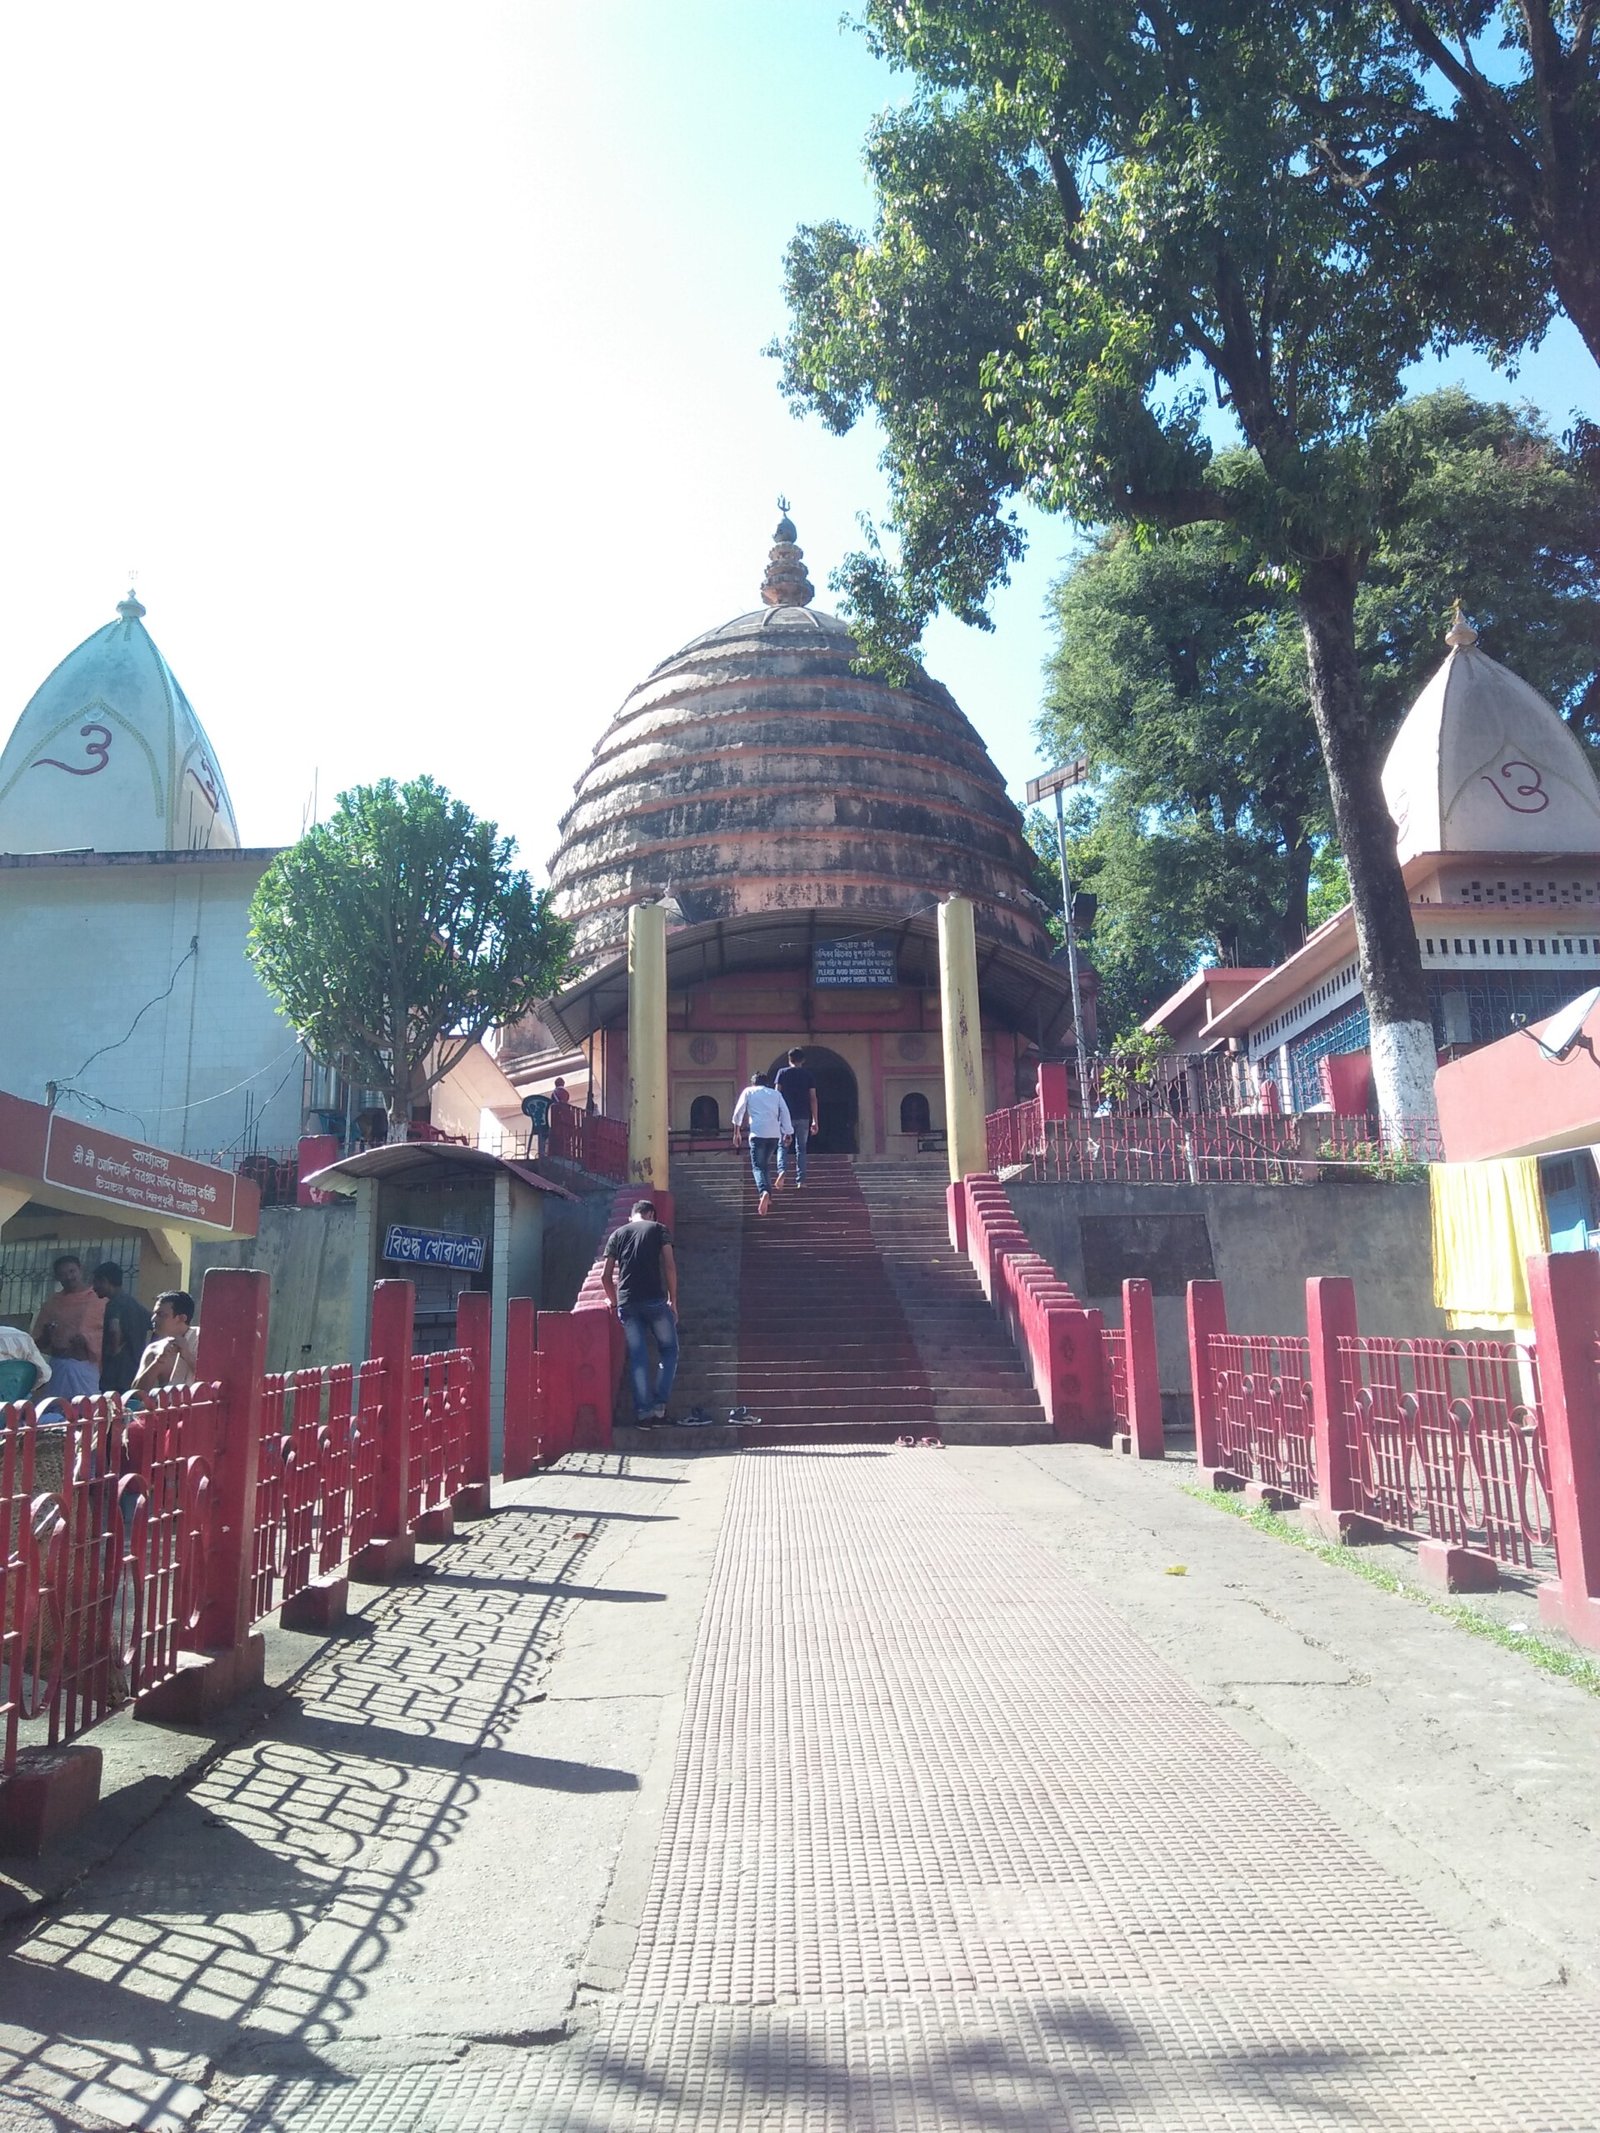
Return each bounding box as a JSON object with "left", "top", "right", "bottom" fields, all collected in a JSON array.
[{"left": 548, "top": 515, "right": 1049, "bottom": 970}]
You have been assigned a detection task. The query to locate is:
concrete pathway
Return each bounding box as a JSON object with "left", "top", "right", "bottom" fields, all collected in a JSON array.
[{"left": 3, "top": 1444, "right": 1599, "bottom": 2130}]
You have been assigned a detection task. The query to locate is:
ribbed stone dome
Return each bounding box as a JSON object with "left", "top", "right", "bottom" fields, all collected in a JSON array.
[{"left": 549, "top": 522, "right": 1049, "bottom": 971}]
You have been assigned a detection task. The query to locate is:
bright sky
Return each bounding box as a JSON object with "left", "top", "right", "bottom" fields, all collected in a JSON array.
[{"left": 0, "top": 3, "right": 1595, "bottom": 876}]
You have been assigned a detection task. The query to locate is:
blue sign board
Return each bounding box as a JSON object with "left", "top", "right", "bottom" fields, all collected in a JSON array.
[{"left": 382, "top": 1223, "right": 486, "bottom": 1272}]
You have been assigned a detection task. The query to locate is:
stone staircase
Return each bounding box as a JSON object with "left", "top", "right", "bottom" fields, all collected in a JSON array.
[{"left": 618, "top": 1153, "right": 1051, "bottom": 1449}]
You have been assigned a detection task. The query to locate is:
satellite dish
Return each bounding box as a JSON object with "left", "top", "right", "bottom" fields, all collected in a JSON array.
[{"left": 1529, "top": 986, "right": 1600, "bottom": 1062}]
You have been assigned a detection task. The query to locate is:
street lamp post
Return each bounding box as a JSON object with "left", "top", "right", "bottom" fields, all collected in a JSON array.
[{"left": 1026, "top": 758, "right": 1093, "bottom": 1123}]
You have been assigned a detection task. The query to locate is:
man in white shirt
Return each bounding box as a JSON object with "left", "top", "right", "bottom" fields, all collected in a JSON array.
[{"left": 731, "top": 1071, "right": 794, "bottom": 1217}]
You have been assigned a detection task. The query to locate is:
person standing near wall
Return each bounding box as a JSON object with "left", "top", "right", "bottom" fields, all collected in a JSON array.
[
  {"left": 732, "top": 1070, "right": 793, "bottom": 1217},
  {"left": 30, "top": 1255, "right": 105, "bottom": 1402},
  {"left": 601, "top": 1199, "right": 679, "bottom": 1423},
  {"left": 94, "top": 1264, "right": 151, "bottom": 1397}
]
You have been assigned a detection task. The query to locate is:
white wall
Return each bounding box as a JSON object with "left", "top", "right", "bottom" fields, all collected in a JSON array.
[{"left": 0, "top": 851, "right": 304, "bottom": 1160}]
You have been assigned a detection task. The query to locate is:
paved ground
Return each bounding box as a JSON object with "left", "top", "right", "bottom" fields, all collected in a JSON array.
[{"left": 3, "top": 1442, "right": 1599, "bottom": 2130}]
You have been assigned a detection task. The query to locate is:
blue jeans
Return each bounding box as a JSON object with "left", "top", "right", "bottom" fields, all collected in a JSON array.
[
  {"left": 777, "top": 1121, "right": 811, "bottom": 1183},
  {"left": 749, "top": 1137, "right": 779, "bottom": 1196},
  {"left": 620, "top": 1300, "right": 679, "bottom": 1416}
]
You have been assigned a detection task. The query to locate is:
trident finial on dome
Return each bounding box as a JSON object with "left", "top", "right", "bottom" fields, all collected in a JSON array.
[
  {"left": 761, "top": 499, "right": 814, "bottom": 608},
  {"left": 1445, "top": 597, "right": 1478, "bottom": 650},
  {"left": 117, "top": 586, "right": 146, "bottom": 624}
]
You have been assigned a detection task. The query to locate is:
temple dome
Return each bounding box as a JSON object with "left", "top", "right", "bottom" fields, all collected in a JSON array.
[
  {"left": 1382, "top": 611, "right": 1600, "bottom": 865},
  {"left": 548, "top": 516, "right": 1050, "bottom": 970},
  {"left": 0, "top": 593, "right": 240, "bottom": 855}
]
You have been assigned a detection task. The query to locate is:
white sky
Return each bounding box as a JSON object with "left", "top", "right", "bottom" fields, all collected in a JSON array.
[{"left": 0, "top": 3, "right": 1594, "bottom": 876}]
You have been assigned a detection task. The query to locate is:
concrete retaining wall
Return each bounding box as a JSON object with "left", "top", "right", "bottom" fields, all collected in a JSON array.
[
  {"left": 1004, "top": 1179, "right": 1445, "bottom": 1406},
  {"left": 192, "top": 1204, "right": 364, "bottom": 1371}
]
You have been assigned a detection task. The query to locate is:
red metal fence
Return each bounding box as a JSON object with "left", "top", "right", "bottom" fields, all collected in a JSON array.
[
  {"left": 545, "top": 1105, "right": 629, "bottom": 1181},
  {"left": 1208, "top": 1333, "right": 1317, "bottom": 1501},
  {"left": 987, "top": 1099, "right": 1443, "bottom": 1185},
  {"left": 0, "top": 1266, "right": 514, "bottom": 1838},
  {"left": 1338, "top": 1336, "right": 1550, "bottom": 1569},
  {"left": 1188, "top": 1275, "right": 1559, "bottom": 1591}
]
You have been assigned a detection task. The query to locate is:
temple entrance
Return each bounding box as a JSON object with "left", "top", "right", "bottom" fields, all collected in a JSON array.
[{"left": 769, "top": 1046, "right": 859, "bottom": 1155}]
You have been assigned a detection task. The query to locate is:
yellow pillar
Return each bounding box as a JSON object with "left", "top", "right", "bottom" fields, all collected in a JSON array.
[
  {"left": 627, "top": 900, "right": 670, "bottom": 1194},
  {"left": 938, "top": 894, "right": 987, "bottom": 1182}
]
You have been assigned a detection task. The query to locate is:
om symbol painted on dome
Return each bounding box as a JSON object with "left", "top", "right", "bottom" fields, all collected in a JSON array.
[
  {"left": 1481, "top": 759, "right": 1550, "bottom": 814},
  {"left": 188, "top": 754, "right": 221, "bottom": 812},
  {"left": 32, "top": 722, "right": 112, "bottom": 777}
]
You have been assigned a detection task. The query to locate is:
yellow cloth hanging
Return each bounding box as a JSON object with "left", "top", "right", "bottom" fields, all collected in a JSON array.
[{"left": 1429, "top": 1157, "right": 1550, "bottom": 1333}]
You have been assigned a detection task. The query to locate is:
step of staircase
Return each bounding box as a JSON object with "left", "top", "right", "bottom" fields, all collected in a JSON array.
[{"left": 612, "top": 1152, "right": 1052, "bottom": 1449}]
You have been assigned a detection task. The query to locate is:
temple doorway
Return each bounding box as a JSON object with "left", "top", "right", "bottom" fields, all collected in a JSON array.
[{"left": 769, "top": 1046, "right": 859, "bottom": 1155}]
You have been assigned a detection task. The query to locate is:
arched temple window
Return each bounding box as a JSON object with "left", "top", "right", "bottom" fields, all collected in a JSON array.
[
  {"left": 689, "top": 1095, "right": 721, "bottom": 1135},
  {"left": 900, "top": 1091, "right": 932, "bottom": 1135}
]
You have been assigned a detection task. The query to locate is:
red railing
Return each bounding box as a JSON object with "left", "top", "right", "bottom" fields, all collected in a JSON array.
[
  {"left": 408, "top": 1347, "right": 474, "bottom": 1525},
  {"left": 1339, "top": 1336, "right": 1551, "bottom": 1568},
  {"left": 1032, "top": 1113, "right": 1308, "bottom": 1184},
  {"left": 2, "top": 1388, "right": 217, "bottom": 1775},
  {"left": 545, "top": 1105, "right": 629, "bottom": 1181},
  {"left": 985, "top": 1102, "right": 1045, "bottom": 1170},
  {"left": 1103, "top": 1327, "right": 1129, "bottom": 1436},
  {"left": 1, "top": 1269, "right": 505, "bottom": 1809},
  {"left": 253, "top": 1362, "right": 384, "bottom": 1623},
  {"left": 1189, "top": 1277, "right": 1558, "bottom": 1586},
  {"left": 987, "top": 1100, "right": 1444, "bottom": 1186},
  {"left": 1208, "top": 1333, "right": 1317, "bottom": 1500}
]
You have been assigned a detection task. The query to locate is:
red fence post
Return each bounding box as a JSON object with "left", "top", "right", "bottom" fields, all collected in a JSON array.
[
  {"left": 1187, "top": 1281, "right": 1229, "bottom": 1487},
  {"left": 538, "top": 1311, "right": 576, "bottom": 1462},
  {"left": 137, "top": 1267, "right": 270, "bottom": 1723},
  {"left": 1529, "top": 1250, "right": 1600, "bottom": 1650},
  {"left": 1122, "top": 1278, "right": 1165, "bottom": 1460},
  {"left": 570, "top": 1306, "right": 616, "bottom": 1451},
  {"left": 352, "top": 1280, "right": 417, "bottom": 1581},
  {"left": 1303, "top": 1276, "right": 1382, "bottom": 1543},
  {"left": 503, "top": 1298, "right": 540, "bottom": 1479},
  {"left": 453, "top": 1289, "right": 493, "bottom": 1518}
]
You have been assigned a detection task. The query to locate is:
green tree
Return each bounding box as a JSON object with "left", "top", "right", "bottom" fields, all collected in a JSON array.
[
  {"left": 774, "top": 2, "right": 1542, "bottom": 1125},
  {"left": 1040, "top": 391, "right": 1600, "bottom": 1024},
  {"left": 1306, "top": 3, "right": 1600, "bottom": 371},
  {"left": 248, "top": 777, "right": 574, "bottom": 1135}
]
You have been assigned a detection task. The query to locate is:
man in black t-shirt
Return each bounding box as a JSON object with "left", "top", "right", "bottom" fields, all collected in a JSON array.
[
  {"left": 775, "top": 1048, "right": 820, "bottom": 1190},
  {"left": 600, "top": 1199, "right": 680, "bottom": 1423}
]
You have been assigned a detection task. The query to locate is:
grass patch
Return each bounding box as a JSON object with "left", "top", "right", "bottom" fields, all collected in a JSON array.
[{"left": 1183, "top": 1483, "right": 1600, "bottom": 1700}]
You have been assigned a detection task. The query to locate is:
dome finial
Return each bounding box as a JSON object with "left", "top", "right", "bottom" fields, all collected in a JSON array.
[
  {"left": 117, "top": 586, "right": 146, "bottom": 624},
  {"left": 761, "top": 500, "right": 813, "bottom": 608},
  {"left": 1445, "top": 597, "right": 1478, "bottom": 651}
]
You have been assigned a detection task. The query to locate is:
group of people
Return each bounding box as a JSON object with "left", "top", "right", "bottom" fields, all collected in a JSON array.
[
  {"left": 0, "top": 1253, "right": 201, "bottom": 1411},
  {"left": 731, "top": 1047, "right": 820, "bottom": 1216},
  {"left": 599, "top": 1049, "right": 826, "bottom": 1427}
]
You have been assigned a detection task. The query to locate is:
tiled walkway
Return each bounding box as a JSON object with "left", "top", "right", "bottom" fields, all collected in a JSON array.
[{"left": 340, "top": 1449, "right": 1600, "bottom": 2130}]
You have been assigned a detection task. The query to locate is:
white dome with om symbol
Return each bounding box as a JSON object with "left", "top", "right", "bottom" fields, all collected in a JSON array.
[
  {"left": 1381, "top": 614, "right": 1600, "bottom": 866},
  {"left": 0, "top": 593, "right": 239, "bottom": 854}
]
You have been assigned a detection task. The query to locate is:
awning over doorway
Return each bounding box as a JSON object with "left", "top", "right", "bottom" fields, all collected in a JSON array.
[{"left": 540, "top": 908, "right": 1083, "bottom": 1050}]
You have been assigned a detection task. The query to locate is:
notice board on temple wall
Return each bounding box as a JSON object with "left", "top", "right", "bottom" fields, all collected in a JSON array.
[{"left": 813, "top": 939, "right": 898, "bottom": 988}]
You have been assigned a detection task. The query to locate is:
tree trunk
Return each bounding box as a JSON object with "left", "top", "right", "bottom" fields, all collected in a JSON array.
[
  {"left": 386, "top": 1027, "right": 414, "bottom": 1145},
  {"left": 1279, "top": 831, "right": 1313, "bottom": 957},
  {"left": 1296, "top": 556, "right": 1437, "bottom": 1136}
]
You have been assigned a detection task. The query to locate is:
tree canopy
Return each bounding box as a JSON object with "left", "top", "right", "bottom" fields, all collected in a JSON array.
[
  {"left": 248, "top": 777, "right": 574, "bottom": 1132},
  {"left": 1040, "top": 390, "right": 1600, "bottom": 1036},
  {"left": 774, "top": 0, "right": 1554, "bottom": 1121},
  {"left": 1308, "top": 3, "right": 1600, "bottom": 372}
]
